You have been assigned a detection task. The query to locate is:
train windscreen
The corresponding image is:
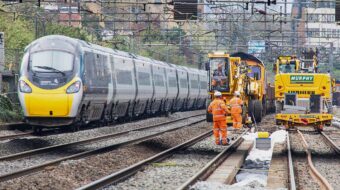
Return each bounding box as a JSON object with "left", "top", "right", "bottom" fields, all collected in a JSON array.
[{"left": 30, "top": 51, "right": 74, "bottom": 73}]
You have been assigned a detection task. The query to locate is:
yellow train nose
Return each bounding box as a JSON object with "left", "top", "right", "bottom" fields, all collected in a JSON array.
[{"left": 25, "top": 93, "right": 72, "bottom": 117}]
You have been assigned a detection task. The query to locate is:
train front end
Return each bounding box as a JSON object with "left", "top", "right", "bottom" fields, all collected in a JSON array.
[{"left": 18, "top": 36, "right": 83, "bottom": 127}]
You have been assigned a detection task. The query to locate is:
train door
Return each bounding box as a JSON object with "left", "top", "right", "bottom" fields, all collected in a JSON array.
[
  {"left": 134, "top": 60, "right": 153, "bottom": 115},
  {"left": 83, "top": 51, "right": 110, "bottom": 121},
  {"left": 112, "top": 55, "right": 136, "bottom": 118},
  {"left": 151, "top": 64, "right": 167, "bottom": 113}
]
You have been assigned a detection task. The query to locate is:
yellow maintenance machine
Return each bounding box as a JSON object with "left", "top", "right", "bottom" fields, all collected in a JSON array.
[
  {"left": 274, "top": 53, "right": 333, "bottom": 131},
  {"left": 205, "top": 52, "right": 267, "bottom": 127}
]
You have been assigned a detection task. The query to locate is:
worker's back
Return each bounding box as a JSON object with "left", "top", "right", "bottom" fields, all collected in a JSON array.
[
  {"left": 208, "top": 99, "right": 227, "bottom": 121},
  {"left": 229, "top": 96, "right": 243, "bottom": 114}
]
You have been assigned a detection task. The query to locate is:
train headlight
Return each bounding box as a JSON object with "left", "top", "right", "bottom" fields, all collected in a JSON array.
[
  {"left": 66, "top": 81, "right": 81, "bottom": 94},
  {"left": 19, "top": 80, "right": 32, "bottom": 93}
]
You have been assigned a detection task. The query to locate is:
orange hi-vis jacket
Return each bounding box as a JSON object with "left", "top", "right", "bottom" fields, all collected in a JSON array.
[
  {"left": 229, "top": 97, "right": 243, "bottom": 114},
  {"left": 208, "top": 99, "right": 228, "bottom": 121}
]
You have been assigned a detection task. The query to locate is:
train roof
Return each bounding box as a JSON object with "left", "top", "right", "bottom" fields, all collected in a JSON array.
[
  {"left": 26, "top": 35, "right": 206, "bottom": 73},
  {"left": 231, "top": 52, "right": 264, "bottom": 66}
]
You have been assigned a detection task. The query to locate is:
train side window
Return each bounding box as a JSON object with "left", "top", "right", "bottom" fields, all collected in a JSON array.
[
  {"left": 154, "top": 74, "right": 164, "bottom": 87},
  {"left": 84, "top": 52, "right": 95, "bottom": 82},
  {"left": 116, "top": 69, "right": 132, "bottom": 85},
  {"left": 200, "top": 81, "right": 207, "bottom": 90},
  {"left": 180, "top": 78, "right": 188, "bottom": 88},
  {"left": 102, "top": 55, "right": 109, "bottom": 78},
  {"left": 168, "top": 77, "right": 177, "bottom": 87},
  {"left": 138, "top": 72, "right": 151, "bottom": 86},
  {"left": 191, "top": 80, "right": 199, "bottom": 89}
]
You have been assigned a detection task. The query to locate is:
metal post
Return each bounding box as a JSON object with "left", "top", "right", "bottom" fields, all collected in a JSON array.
[{"left": 330, "top": 42, "right": 334, "bottom": 76}]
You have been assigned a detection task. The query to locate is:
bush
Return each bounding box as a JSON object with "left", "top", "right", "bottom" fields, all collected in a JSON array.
[{"left": 0, "top": 94, "right": 22, "bottom": 122}]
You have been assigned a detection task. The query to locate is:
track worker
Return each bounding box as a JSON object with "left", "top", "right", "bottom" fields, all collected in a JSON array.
[
  {"left": 229, "top": 91, "right": 243, "bottom": 130},
  {"left": 208, "top": 91, "right": 229, "bottom": 145}
]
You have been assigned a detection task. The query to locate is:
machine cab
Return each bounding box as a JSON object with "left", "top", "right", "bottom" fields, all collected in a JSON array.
[
  {"left": 301, "top": 49, "right": 318, "bottom": 73},
  {"left": 206, "top": 52, "right": 230, "bottom": 92},
  {"left": 273, "top": 56, "right": 300, "bottom": 74}
]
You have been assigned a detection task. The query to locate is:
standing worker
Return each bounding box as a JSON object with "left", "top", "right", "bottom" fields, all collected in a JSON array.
[
  {"left": 229, "top": 91, "right": 244, "bottom": 130},
  {"left": 208, "top": 91, "right": 229, "bottom": 145}
]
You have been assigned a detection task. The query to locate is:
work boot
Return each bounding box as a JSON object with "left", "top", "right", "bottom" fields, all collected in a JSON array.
[
  {"left": 222, "top": 138, "right": 230, "bottom": 146},
  {"left": 215, "top": 139, "right": 220, "bottom": 145}
]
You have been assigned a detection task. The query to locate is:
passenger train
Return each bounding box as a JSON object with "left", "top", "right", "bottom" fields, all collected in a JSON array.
[{"left": 18, "top": 35, "right": 208, "bottom": 129}]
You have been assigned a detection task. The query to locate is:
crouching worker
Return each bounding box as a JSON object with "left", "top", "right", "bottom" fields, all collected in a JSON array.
[{"left": 208, "top": 91, "right": 229, "bottom": 145}]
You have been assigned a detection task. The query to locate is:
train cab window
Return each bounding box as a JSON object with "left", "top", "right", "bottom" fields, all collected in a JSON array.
[
  {"left": 30, "top": 51, "right": 74, "bottom": 73},
  {"left": 138, "top": 72, "right": 151, "bottom": 86},
  {"left": 180, "top": 78, "right": 188, "bottom": 88},
  {"left": 279, "top": 63, "right": 296, "bottom": 73},
  {"left": 209, "top": 58, "right": 229, "bottom": 92},
  {"left": 168, "top": 77, "right": 177, "bottom": 87},
  {"left": 247, "top": 66, "right": 261, "bottom": 80}
]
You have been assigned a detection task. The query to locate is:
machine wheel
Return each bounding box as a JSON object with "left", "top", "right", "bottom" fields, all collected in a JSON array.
[
  {"left": 206, "top": 112, "right": 213, "bottom": 122},
  {"left": 262, "top": 97, "right": 267, "bottom": 116},
  {"left": 254, "top": 100, "right": 263, "bottom": 122},
  {"left": 248, "top": 100, "right": 255, "bottom": 122}
]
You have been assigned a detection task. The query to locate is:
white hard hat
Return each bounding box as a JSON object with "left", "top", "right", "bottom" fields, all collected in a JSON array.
[
  {"left": 214, "top": 91, "right": 222, "bottom": 97},
  {"left": 234, "top": 91, "right": 241, "bottom": 96}
]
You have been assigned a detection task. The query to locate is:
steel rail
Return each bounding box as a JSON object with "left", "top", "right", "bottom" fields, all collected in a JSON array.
[
  {"left": 0, "top": 122, "right": 26, "bottom": 130},
  {"left": 320, "top": 132, "right": 340, "bottom": 154},
  {"left": 76, "top": 130, "right": 213, "bottom": 190},
  {"left": 297, "top": 130, "right": 334, "bottom": 190},
  {"left": 0, "top": 114, "right": 204, "bottom": 162},
  {"left": 177, "top": 129, "right": 249, "bottom": 190},
  {"left": 287, "top": 133, "right": 296, "bottom": 190},
  {"left": 0, "top": 132, "right": 33, "bottom": 141},
  {"left": 0, "top": 119, "right": 205, "bottom": 182}
]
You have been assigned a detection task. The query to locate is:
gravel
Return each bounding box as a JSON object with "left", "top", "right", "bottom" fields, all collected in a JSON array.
[
  {"left": 0, "top": 116, "right": 205, "bottom": 176},
  {"left": 313, "top": 157, "right": 340, "bottom": 189},
  {"left": 292, "top": 157, "right": 320, "bottom": 190},
  {"left": 0, "top": 130, "right": 26, "bottom": 137},
  {"left": 0, "top": 120, "right": 211, "bottom": 189},
  {"left": 107, "top": 154, "right": 214, "bottom": 190},
  {"left": 301, "top": 133, "right": 335, "bottom": 155},
  {"left": 0, "top": 110, "right": 204, "bottom": 157},
  {"left": 104, "top": 133, "right": 240, "bottom": 190}
]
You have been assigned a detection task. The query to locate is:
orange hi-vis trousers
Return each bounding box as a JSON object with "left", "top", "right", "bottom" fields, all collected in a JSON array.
[
  {"left": 231, "top": 113, "right": 242, "bottom": 129},
  {"left": 213, "top": 120, "right": 227, "bottom": 144}
]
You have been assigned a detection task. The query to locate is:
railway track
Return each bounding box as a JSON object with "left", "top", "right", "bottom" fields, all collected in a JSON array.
[
  {"left": 0, "top": 132, "right": 33, "bottom": 141},
  {"left": 0, "top": 114, "right": 204, "bottom": 161},
  {"left": 0, "top": 122, "right": 26, "bottom": 131},
  {"left": 289, "top": 130, "right": 340, "bottom": 190},
  {"left": 76, "top": 130, "right": 248, "bottom": 190},
  {"left": 296, "top": 130, "right": 333, "bottom": 190},
  {"left": 0, "top": 114, "right": 203, "bottom": 142},
  {"left": 0, "top": 114, "right": 205, "bottom": 182}
]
